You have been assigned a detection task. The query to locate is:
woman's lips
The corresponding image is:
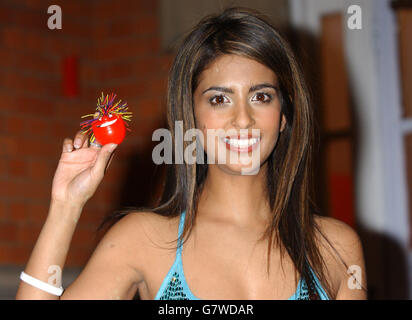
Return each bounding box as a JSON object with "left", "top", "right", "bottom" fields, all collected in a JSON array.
[{"left": 221, "top": 134, "right": 260, "bottom": 153}]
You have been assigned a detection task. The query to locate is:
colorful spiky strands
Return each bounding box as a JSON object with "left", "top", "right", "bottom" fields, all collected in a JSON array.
[{"left": 80, "top": 92, "right": 132, "bottom": 145}]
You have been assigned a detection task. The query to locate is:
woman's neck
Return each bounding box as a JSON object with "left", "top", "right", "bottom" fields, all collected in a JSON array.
[{"left": 197, "top": 163, "right": 272, "bottom": 228}]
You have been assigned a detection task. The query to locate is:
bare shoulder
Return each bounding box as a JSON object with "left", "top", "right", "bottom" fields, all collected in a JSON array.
[
  {"left": 105, "top": 211, "right": 180, "bottom": 260},
  {"left": 61, "top": 211, "right": 179, "bottom": 299},
  {"left": 313, "top": 215, "right": 367, "bottom": 299},
  {"left": 314, "top": 215, "right": 362, "bottom": 250}
]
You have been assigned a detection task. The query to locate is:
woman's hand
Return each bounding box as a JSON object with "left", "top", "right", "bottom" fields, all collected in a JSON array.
[
  {"left": 16, "top": 130, "right": 118, "bottom": 299},
  {"left": 51, "top": 130, "right": 118, "bottom": 208}
]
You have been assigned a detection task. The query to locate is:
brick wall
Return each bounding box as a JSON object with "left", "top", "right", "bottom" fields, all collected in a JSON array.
[{"left": 0, "top": 0, "right": 172, "bottom": 267}]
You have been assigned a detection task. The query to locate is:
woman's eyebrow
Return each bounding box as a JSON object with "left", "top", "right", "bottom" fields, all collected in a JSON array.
[
  {"left": 202, "top": 86, "right": 234, "bottom": 94},
  {"left": 202, "top": 83, "right": 278, "bottom": 95},
  {"left": 249, "top": 83, "right": 278, "bottom": 92}
]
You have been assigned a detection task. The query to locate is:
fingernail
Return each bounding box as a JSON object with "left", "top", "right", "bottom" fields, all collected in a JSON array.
[
  {"left": 66, "top": 145, "right": 73, "bottom": 152},
  {"left": 74, "top": 139, "right": 82, "bottom": 148},
  {"left": 108, "top": 144, "right": 117, "bottom": 152}
]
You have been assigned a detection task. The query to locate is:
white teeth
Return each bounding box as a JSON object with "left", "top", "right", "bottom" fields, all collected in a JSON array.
[{"left": 223, "top": 137, "right": 259, "bottom": 147}]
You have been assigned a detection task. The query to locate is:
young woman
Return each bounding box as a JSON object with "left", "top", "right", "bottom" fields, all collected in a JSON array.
[{"left": 16, "top": 7, "right": 367, "bottom": 300}]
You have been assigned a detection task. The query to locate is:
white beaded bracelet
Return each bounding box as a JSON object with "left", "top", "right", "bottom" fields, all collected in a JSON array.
[{"left": 20, "top": 271, "right": 64, "bottom": 296}]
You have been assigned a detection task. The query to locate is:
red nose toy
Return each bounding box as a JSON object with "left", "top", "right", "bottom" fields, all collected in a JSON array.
[
  {"left": 92, "top": 114, "right": 126, "bottom": 145},
  {"left": 80, "top": 93, "right": 132, "bottom": 146}
]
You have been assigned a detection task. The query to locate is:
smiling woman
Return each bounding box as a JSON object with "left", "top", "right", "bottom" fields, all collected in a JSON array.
[
  {"left": 16, "top": 7, "right": 367, "bottom": 300},
  {"left": 193, "top": 54, "right": 285, "bottom": 175},
  {"left": 144, "top": 7, "right": 367, "bottom": 300}
]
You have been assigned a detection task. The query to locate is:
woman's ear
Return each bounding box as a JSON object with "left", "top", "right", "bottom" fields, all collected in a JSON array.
[{"left": 280, "top": 114, "right": 287, "bottom": 133}]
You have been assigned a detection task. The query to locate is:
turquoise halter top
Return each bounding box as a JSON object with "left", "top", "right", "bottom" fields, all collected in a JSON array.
[{"left": 154, "top": 211, "right": 329, "bottom": 300}]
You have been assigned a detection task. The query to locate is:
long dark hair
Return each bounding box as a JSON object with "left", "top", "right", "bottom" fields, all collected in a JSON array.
[{"left": 101, "top": 7, "right": 344, "bottom": 299}]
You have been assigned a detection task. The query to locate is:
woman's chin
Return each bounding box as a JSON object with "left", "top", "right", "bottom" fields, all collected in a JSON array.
[
  {"left": 215, "top": 162, "right": 262, "bottom": 176},
  {"left": 205, "top": 147, "right": 270, "bottom": 176}
]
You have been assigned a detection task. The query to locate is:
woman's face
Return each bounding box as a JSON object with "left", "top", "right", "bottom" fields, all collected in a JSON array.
[{"left": 193, "top": 54, "right": 286, "bottom": 175}]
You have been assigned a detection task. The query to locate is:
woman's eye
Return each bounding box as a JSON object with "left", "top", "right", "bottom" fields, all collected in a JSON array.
[
  {"left": 209, "top": 95, "right": 229, "bottom": 106},
  {"left": 251, "top": 92, "right": 272, "bottom": 103}
]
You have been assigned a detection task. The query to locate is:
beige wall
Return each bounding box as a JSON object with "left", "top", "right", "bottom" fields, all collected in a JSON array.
[{"left": 159, "top": 0, "right": 289, "bottom": 50}]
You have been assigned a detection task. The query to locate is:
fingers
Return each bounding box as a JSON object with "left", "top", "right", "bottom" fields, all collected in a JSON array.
[
  {"left": 61, "top": 113, "right": 101, "bottom": 152},
  {"left": 62, "top": 138, "right": 74, "bottom": 153},
  {"left": 91, "top": 143, "right": 118, "bottom": 179},
  {"left": 73, "top": 131, "right": 88, "bottom": 150},
  {"left": 62, "top": 131, "right": 93, "bottom": 153},
  {"left": 81, "top": 136, "right": 89, "bottom": 148}
]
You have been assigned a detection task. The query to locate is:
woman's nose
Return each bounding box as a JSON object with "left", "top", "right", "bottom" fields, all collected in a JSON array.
[{"left": 231, "top": 101, "right": 255, "bottom": 129}]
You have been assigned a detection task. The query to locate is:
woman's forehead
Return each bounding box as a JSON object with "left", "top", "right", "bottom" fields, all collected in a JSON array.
[{"left": 196, "top": 54, "right": 278, "bottom": 89}]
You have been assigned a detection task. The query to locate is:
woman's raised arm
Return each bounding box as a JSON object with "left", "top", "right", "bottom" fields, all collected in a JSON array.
[{"left": 15, "top": 130, "right": 118, "bottom": 299}]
